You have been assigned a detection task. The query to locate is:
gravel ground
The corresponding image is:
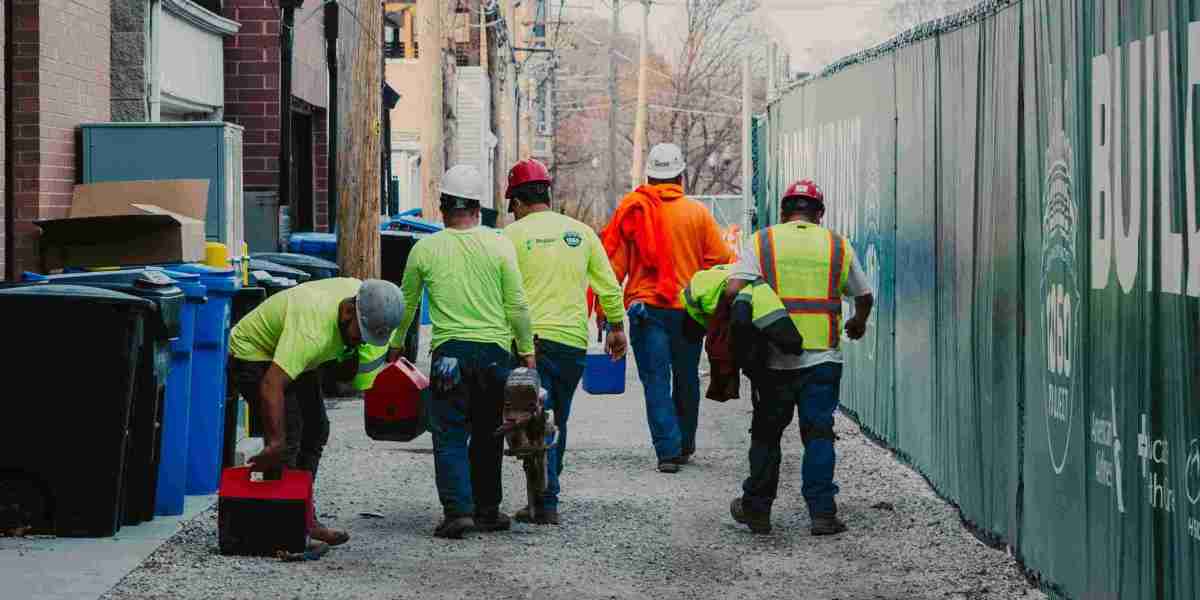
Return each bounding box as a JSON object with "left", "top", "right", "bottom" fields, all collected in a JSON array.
[{"left": 103, "top": 332, "right": 1044, "bottom": 600}]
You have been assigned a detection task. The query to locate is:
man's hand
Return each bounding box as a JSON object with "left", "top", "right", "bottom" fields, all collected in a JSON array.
[
  {"left": 520, "top": 353, "right": 537, "bottom": 369},
  {"left": 844, "top": 317, "right": 867, "bottom": 340},
  {"left": 249, "top": 442, "right": 286, "bottom": 471},
  {"left": 605, "top": 329, "right": 628, "bottom": 361}
]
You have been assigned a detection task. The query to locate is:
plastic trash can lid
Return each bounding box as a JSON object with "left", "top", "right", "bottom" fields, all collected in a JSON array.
[
  {"left": 165, "top": 263, "right": 239, "bottom": 293},
  {"left": 0, "top": 283, "right": 155, "bottom": 308},
  {"left": 248, "top": 259, "right": 312, "bottom": 282},
  {"left": 251, "top": 252, "right": 339, "bottom": 270}
]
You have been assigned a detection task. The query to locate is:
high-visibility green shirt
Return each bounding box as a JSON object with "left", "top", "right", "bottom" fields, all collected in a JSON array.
[
  {"left": 504, "top": 211, "right": 626, "bottom": 350},
  {"left": 387, "top": 226, "right": 534, "bottom": 354},
  {"left": 229, "top": 278, "right": 362, "bottom": 380}
]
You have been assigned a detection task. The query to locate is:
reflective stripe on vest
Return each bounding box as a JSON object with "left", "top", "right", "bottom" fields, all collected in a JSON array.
[
  {"left": 352, "top": 344, "right": 390, "bottom": 391},
  {"left": 755, "top": 223, "right": 850, "bottom": 350},
  {"left": 737, "top": 281, "right": 790, "bottom": 329}
]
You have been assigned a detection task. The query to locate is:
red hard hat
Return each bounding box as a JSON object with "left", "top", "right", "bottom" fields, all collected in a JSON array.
[
  {"left": 505, "top": 158, "right": 551, "bottom": 199},
  {"left": 783, "top": 179, "right": 824, "bottom": 203}
]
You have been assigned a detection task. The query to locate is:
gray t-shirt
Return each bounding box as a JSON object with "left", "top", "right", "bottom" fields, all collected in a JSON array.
[{"left": 731, "top": 226, "right": 872, "bottom": 370}]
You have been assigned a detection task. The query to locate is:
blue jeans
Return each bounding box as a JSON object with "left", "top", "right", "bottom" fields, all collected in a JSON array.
[
  {"left": 628, "top": 303, "right": 703, "bottom": 461},
  {"left": 533, "top": 339, "right": 587, "bottom": 510},
  {"left": 428, "top": 340, "right": 512, "bottom": 517},
  {"left": 742, "top": 363, "right": 843, "bottom": 516}
]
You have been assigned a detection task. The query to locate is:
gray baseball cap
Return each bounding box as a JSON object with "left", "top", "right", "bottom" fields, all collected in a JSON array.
[{"left": 356, "top": 279, "right": 404, "bottom": 347}]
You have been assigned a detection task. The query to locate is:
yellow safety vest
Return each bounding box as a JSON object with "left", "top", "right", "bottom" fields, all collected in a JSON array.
[
  {"left": 680, "top": 264, "right": 732, "bottom": 326},
  {"left": 753, "top": 222, "right": 851, "bottom": 350}
]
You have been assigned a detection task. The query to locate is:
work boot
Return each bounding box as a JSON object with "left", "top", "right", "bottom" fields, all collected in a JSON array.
[
  {"left": 433, "top": 516, "right": 476, "bottom": 539},
  {"left": 674, "top": 447, "right": 695, "bottom": 465},
  {"left": 810, "top": 514, "right": 847, "bottom": 536},
  {"left": 474, "top": 509, "right": 512, "bottom": 532},
  {"left": 658, "top": 459, "right": 681, "bottom": 474},
  {"left": 515, "top": 506, "right": 560, "bottom": 525},
  {"left": 730, "top": 497, "right": 771, "bottom": 534},
  {"left": 309, "top": 522, "right": 351, "bottom": 546}
]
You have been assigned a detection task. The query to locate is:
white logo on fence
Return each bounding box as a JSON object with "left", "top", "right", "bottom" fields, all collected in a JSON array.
[
  {"left": 1042, "top": 127, "right": 1080, "bottom": 476},
  {"left": 1090, "top": 388, "right": 1126, "bottom": 513},
  {"left": 1186, "top": 439, "right": 1200, "bottom": 506}
]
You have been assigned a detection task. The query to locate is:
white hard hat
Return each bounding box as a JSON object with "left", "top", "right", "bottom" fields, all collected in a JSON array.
[
  {"left": 356, "top": 279, "right": 404, "bottom": 347},
  {"left": 440, "top": 164, "right": 485, "bottom": 206},
  {"left": 646, "top": 143, "right": 686, "bottom": 179}
]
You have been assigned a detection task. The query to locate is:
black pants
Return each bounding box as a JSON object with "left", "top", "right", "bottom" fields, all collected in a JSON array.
[{"left": 229, "top": 358, "right": 330, "bottom": 478}]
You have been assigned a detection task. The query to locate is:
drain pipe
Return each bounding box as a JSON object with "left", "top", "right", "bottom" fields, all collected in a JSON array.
[{"left": 324, "top": 0, "right": 338, "bottom": 231}]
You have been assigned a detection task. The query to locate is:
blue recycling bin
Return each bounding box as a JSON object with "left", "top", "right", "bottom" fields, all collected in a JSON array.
[
  {"left": 154, "top": 270, "right": 205, "bottom": 515},
  {"left": 287, "top": 232, "right": 338, "bottom": 262},
  {"left": 167, "top": 263, "right": 239, "bottom": 495}
]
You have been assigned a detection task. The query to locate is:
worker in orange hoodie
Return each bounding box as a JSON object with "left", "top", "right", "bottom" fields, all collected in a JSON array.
[{"left": 601, "top": 142, "right": 734, "bottom": 473}]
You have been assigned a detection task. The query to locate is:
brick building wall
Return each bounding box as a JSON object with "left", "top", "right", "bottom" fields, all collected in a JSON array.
[
  {"left": 1, "top": 0, "right": 7, "bottom": 278},
  {"left": 10, "top": 0, "right": 111, "bottom": 274},
  {"left": 223, "top": 0, "right": 328, "bottom": 234}
]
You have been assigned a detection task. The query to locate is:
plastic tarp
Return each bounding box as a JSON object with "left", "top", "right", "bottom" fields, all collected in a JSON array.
[{"left": 759, "top": 0, "right": 1200, "bottom": 597}]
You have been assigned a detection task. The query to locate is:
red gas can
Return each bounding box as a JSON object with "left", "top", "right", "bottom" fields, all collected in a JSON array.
[
  {"left": 217, "top": 466, "right": 312, "bottom": 556},
  {"left": 364, "top": 357, "right": 430, "bottom": 442}
]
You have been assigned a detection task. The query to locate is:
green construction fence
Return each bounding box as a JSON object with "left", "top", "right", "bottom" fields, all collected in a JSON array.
[{"left": 755, "top": 1, "right": 1200, "bottom": 598}]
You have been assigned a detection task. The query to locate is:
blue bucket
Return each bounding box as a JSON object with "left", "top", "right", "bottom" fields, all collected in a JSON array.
[{"left": 582, "top": 353, "right": 625, "bottom": 395}]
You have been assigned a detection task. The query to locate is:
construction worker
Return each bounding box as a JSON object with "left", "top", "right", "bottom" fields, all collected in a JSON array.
[
  {"left": 503, "top": 158, "right": 627, "bottom": 525},
  {"left": 386, "top": 164, "right": 536, "bottom": 539},
  {"left": 228, "top": 277, "right": 405, "bottom": 547},
  {"left": 724, "top": 179, "right": 874, "bottom": 536},
  {"left": 602, "top": 142, "right": 734, "bottom": 473}
]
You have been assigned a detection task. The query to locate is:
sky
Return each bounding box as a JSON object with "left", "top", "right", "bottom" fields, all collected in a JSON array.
[{"left": 563, "top": 0, "right": 918, "bottom": 76}]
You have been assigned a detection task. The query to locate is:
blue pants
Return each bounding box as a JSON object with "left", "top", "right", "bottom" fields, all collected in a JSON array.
[
  {"left": 628, "top": 303, "right": 703, "bottom": 461},
  {"left": 428, "top": 340, "right": 512, "bottom": 518},
  {"left": 742, "top": 363, "right": 843, "bottom": 516},
  {"left": 533, "top": 339, "right": 587, "bottom": 510}
]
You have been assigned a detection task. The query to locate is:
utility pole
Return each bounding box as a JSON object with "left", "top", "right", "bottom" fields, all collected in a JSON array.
[
  {"left": 485, "top": 0, "right": 507, "bottom": 211},
  {"left": 629, "top": 0, "right": 649, "bottom": 189},
  {"left": 741, "top": 54, "right": 752, "bottom": 234},
  {"left": 424, "top": 0, "right": 446, "bottom": 221},
  {"left": 606, "top": 0, "right": 621, "bottom": 214},
  {"left": 336, "top": 0, "right": 383, "bottom": 279},
  {"left": 279, "top": 0, "right": 302, "bottom": 229}
]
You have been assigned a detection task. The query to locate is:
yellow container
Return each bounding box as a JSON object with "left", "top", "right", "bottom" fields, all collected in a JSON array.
[{"left": 204, "top": 242, "right": 229, "bottom": 269}]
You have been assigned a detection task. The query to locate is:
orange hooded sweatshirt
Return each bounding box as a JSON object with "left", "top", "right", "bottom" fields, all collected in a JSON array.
[{"left": 598, "top": 183, "right": 734, "bottom": 311}]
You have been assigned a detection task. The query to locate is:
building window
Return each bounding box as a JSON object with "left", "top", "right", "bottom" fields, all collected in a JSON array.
[
  {"left": 455, "top": 0, "right": 470, "bottom": 14},
  {"left": 533, "top": 0, "right": 546, "bottom": 38},
  {"left": 535, "top": 81, "right": 552, "bottom": 136}
]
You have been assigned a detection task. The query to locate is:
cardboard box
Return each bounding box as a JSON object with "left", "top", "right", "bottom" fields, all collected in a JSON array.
[{"left": 36, "top": 180, "right": 210, "bottom": 272}]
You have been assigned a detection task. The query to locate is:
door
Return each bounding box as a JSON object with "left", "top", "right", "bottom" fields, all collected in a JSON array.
[{"left": 292, "top": 113, "right": 314, "bottom": 231}]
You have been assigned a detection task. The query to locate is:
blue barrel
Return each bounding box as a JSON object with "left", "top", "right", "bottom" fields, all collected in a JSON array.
[
  {"left": 582, "top": 353, "right": 626, "bottom": 395},
  {"left": 287, "top": 232, "right": 338, "bottom": 263},
  {"left": 168, "top": 264, "right": 239, "bottom": 495},
  {"left": 154, "top": 270, "right": 205, "bottom": 515}
]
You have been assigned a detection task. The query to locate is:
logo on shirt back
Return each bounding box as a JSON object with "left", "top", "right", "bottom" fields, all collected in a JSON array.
[{"left": 563, "top": 231, "right": 582, "bottom": 247}]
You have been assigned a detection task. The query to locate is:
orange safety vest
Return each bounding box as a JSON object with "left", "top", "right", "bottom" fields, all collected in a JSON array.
[{"left": 754, "top": 222, "right": 851, "bottom": 350}]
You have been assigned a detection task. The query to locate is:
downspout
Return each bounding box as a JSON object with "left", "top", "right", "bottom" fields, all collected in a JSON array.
[
  {"left": 148, "top": 0, "right": 162, "bottom": 121},
  {"left": 279, "top": 0, "right": 299, "bottom": 228},
  {"left": 324, "top": 0, "right": 338, "bottom": 231}
]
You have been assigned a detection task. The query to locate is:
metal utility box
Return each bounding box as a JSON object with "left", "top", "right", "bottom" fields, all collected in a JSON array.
[{"left": 80, "top": 122, "right": 245, "bottom": 256}]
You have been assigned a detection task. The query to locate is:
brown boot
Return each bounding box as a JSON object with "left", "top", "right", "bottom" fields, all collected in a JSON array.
[
  {"left": 309, "top": 522, "right": 350, "bottom": 546},
  {"left": 515, "top": 506, "right": 560, "bottom": 525}
]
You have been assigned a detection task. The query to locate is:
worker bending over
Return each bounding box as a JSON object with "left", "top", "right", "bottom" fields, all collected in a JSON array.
[
  {"left": 725, "top": 179, "right": 874, "bottom": 536},
  {"left": 503, "top": 158, "right": 627, "bottom": 525},
  {"left": 387, "top": 164, "right": 536, "bottom": 539},
  {"left": 228, "top": 277, "right": 405, "bottom": 546}
]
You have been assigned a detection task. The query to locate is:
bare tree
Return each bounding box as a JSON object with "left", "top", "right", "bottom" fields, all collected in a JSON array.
[{"left": 885, "top": 0, "right": 978, "bottom": 32}]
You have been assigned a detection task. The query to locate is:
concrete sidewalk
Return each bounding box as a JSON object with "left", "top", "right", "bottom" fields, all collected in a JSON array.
[{"left": 0, "top": 495, "right": 214, "bottom": 600}]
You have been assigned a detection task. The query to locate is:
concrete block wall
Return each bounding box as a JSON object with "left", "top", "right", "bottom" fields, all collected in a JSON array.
[
  {"left": 10, "top": 0, "right": 111, "bottom": 274},
  {"left": 110, "top": 0, "right": 148, "bottom": 121}
]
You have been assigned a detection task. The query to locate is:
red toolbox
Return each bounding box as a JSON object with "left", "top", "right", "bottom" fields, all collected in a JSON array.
[
  {"left": 364, "top": 357, "right": 430, "bottom": 442},
  {"left": 218, "top": 466, "right": 312, "bottom": 556}
]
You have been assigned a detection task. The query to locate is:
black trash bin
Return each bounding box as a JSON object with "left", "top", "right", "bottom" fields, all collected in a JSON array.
[
  {"left": 251, "top": 253, "right": 340, "bottom": 281},
  {"left": 248, "top": 259, "right": 311, "bottom": 284},
  {"left": 381, "top": 230, "right": 424, "bottom": 362},
  {"left": 44, "top": 270, "right": 184, "bottom": 526},
  {"left": 0, "top": 284, "right": 149, "bottom": 537}
]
